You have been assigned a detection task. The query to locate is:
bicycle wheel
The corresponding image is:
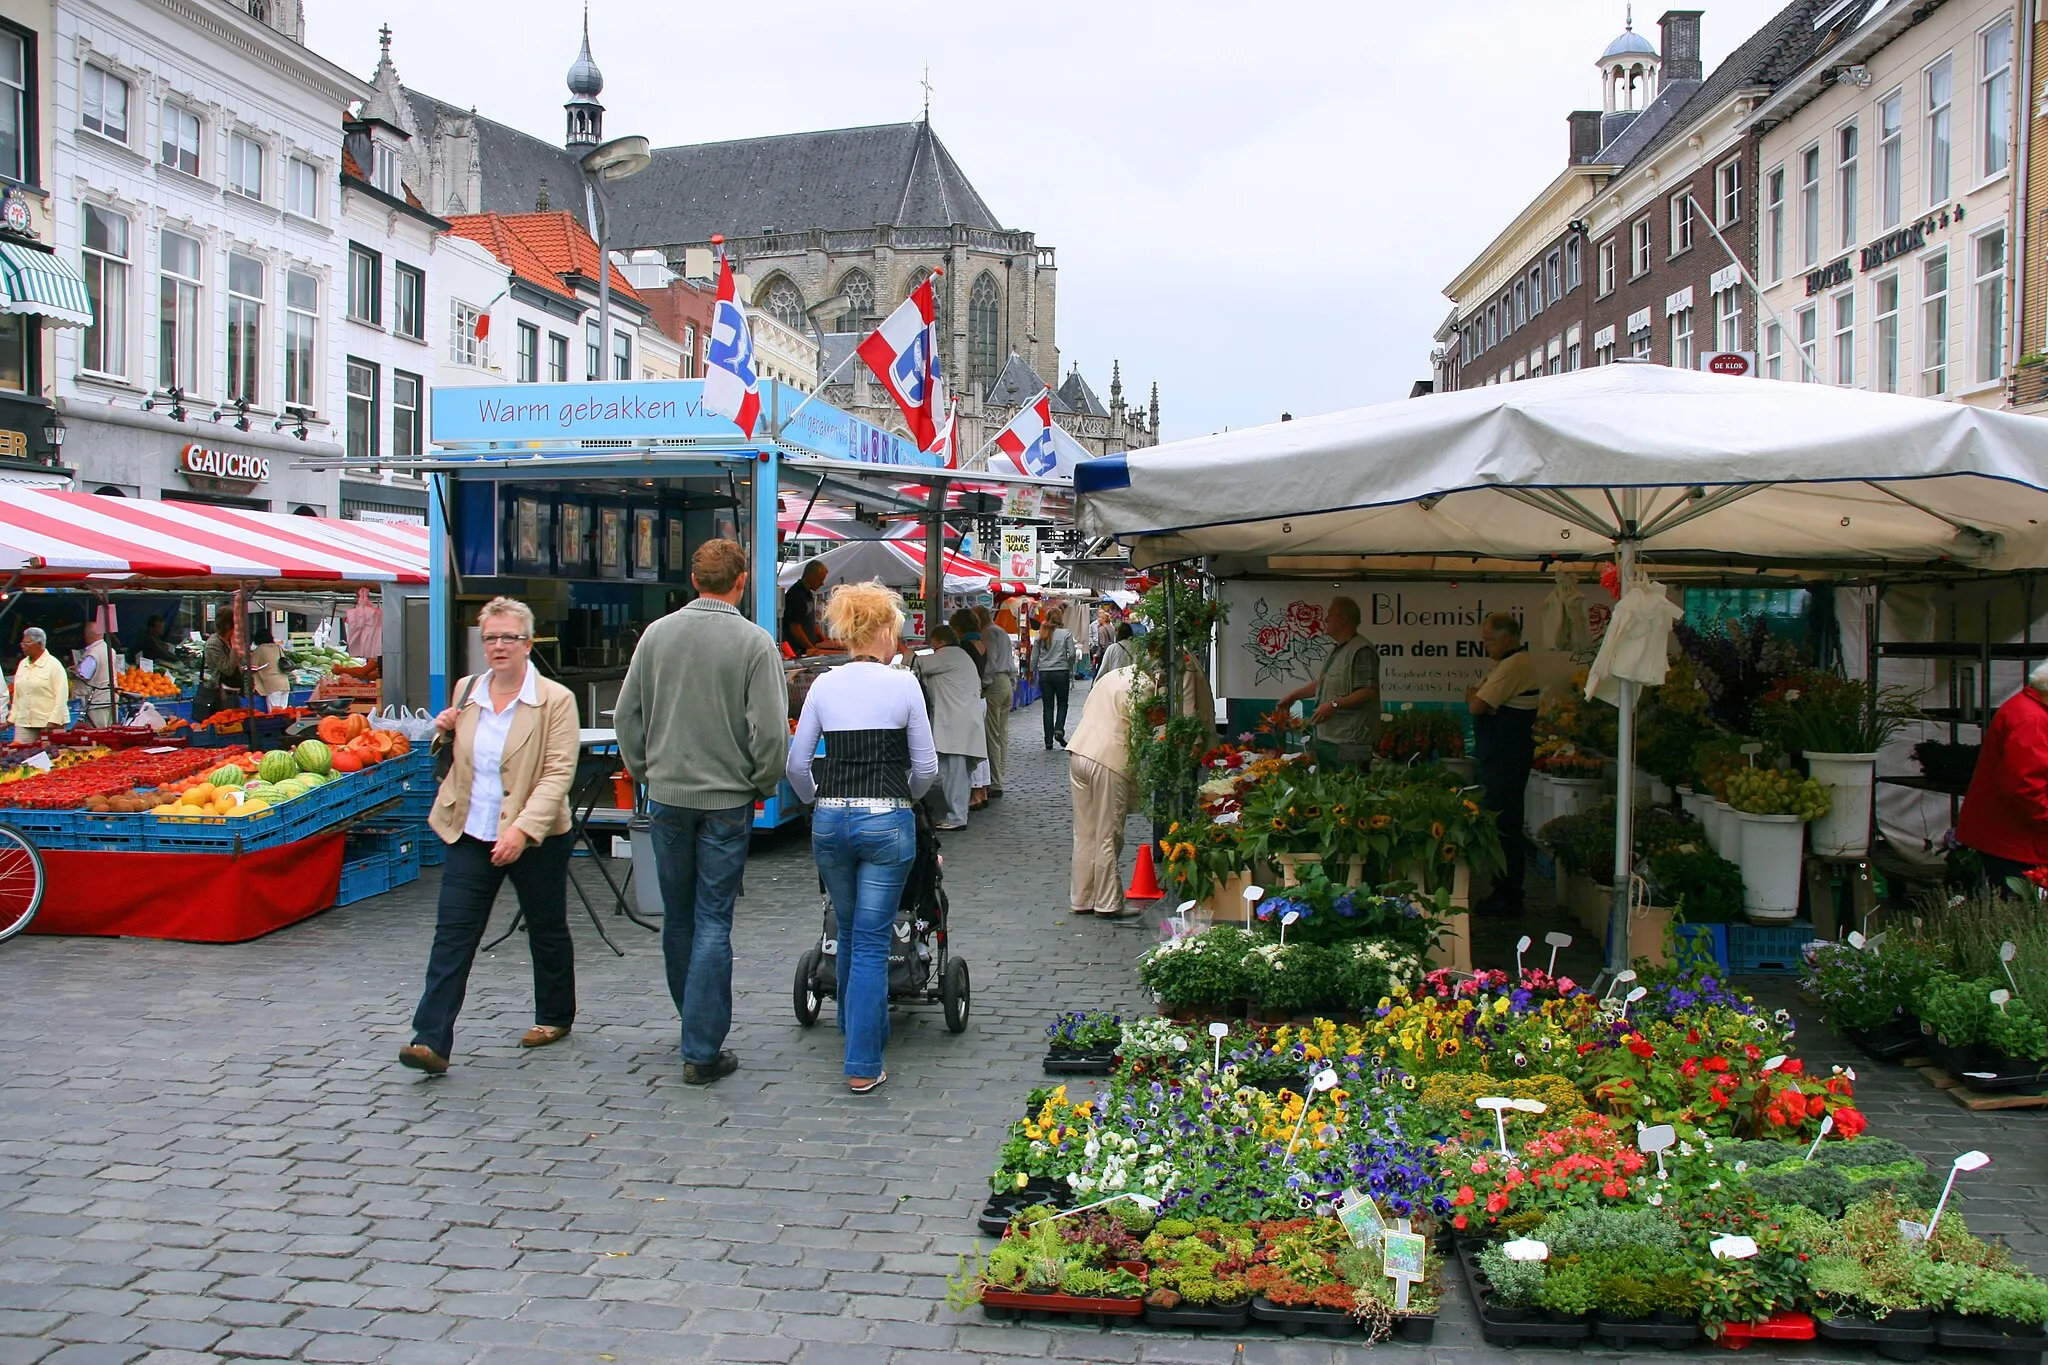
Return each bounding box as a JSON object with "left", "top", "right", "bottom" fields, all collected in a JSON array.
[{"left": 0, "top": 822, "right": 45, "bottom": 943}]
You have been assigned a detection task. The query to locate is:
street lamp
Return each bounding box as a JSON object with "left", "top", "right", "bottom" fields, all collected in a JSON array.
[
  {"left": 38, "top": 412, "right": 64, "bottom": 461},
  {"left": 580, "top": 134, "right": 651, "bottom": 380}
]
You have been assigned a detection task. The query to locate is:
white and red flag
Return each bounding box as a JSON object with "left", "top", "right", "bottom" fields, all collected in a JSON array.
[
  {"left": 858, "top": 271, "right": 947, "bottom": 450},
  {"left": 992, "top": 388, "right": 1060, "bottom": 477}
]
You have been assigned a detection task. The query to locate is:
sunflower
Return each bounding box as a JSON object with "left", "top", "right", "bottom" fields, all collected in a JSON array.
[
  {"left": 1430, "top": 821, "right": 1446, "bottom": 839},
  {"left": 1369, "top": 814, "right": 1392, "bottom": 830},
  {"left": 1271, "top": 817, "right": 1289, "bottom": 832},
  {"left": 1441, "top": 842, "right": 1459, "bottom": 862}
]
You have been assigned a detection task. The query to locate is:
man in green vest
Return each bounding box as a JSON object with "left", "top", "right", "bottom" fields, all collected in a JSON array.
[{"left": 1277, "top": 596, "right": 1381, "bottom": 768}]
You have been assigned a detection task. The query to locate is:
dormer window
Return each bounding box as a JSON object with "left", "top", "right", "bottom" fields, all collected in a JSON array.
[{"left": 371, "top": 142, "right": 399, "bottom": 195}]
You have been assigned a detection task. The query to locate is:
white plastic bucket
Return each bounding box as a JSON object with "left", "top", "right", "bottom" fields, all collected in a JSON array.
[
  {"left": 1804, "top": 751, "right": 1879, "bottom": 858},
  {"left": 1736, "top": 811, "right": 1806, "bottom": 921}
]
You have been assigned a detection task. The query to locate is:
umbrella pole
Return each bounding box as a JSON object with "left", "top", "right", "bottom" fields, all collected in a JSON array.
[{"left": 1606, "top": 534, "right": 1640, "bottom": 973}]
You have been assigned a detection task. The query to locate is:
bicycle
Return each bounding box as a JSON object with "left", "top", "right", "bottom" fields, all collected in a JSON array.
[{"left": 0, "top": 822, "right": 46, "bottom": 942}]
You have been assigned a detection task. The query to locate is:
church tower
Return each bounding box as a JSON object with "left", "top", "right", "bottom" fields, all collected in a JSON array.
[{"left": 564, "top": 10, "right": 604, "bottom": 150}]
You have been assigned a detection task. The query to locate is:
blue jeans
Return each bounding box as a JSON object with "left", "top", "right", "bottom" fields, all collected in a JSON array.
[
  {"left": 649, "top": 800, "right": 754, "bottom": 1066},
  {"left": 812, "top": 805, "right": 915, "bottom": 1078},
  {"left": 1040, "top": 670, "right": 1072, "bottom": 746}
]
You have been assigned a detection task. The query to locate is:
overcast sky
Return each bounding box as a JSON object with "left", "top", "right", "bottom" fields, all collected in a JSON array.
[{"left": 311, "top": 0, "right": 1791, "bottom": 442}]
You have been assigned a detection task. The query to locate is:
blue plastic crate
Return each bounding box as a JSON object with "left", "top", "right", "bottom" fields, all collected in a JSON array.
[
  {"left": 418, "top": 837, "right": 444, "bottom": 867},
  {"left": 387, "top": 839, "right": 421, "bottom": 889},
  {"left": 336, "top": 852, "right": 390, "bottom": 905},
  {"left": 1726, "top": 920, "right": 1820, "bottom": 975},
  {"left": 1671, "top": 923, "right": 1732, "bottom": 975},
  {"left": 345, "top": 824, "right": 415, "bottom": 860}
]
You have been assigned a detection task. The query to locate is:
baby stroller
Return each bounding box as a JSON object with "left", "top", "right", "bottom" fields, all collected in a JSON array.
[{"left": 792, "top": 802, "right": 971, "bottom": 1033}]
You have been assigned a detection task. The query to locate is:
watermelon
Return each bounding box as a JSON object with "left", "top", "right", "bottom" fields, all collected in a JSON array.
[
  {"left": 209, "top": 763, "right": 245, "bottom": 789},
  {"left": 293, "top": 740, "right": 332, "bottom": 775},
  {"left": 257, "top": 750, "right": 299, "bottom": 784}
]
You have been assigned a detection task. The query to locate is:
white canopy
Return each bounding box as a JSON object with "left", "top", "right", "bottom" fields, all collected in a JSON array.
[{"left": 1076, "top": 364, "right": 2048, "bottom": 572}]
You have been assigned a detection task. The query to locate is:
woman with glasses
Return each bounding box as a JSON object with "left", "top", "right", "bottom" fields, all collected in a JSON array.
[
  {"left": 787, "top": 582, "right": 937, "bottom": 1094},
  {"left": 400, "top": 597, "right": 580, "bottom": 1075}
]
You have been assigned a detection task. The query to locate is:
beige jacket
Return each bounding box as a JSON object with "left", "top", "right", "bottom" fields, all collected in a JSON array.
[{"left": 428, "top": 671, "right": 579, "bottom": 845}]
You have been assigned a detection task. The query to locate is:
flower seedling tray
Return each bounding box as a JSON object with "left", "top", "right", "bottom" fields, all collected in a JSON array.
[
  {"left": 1591, "top": 1313, "right": 1703, "bottom": 1351},
  {"left": 1458, "top": 1251, "right": 1590, "bottom": 1348},
  {"left": 1848, "top": 1018, "right": 1925, "bottom": 1062},
  {"left": 1815, "top": 1310, "right": 1937, "bottom": 1362},
  {"left": 1042, "top": 1045, "right": 1118, "bottom": 1076},
  {"left": 1717, "top": 1311, "right": 1817, "bottom": 1348},
  {"left": 1392, "top": 1313, "right": 1437, "bottom": 1343},
  {"left": 1935, "top": 1313, "right": 2047, "bottom": 1365},
  {"left": 1915, "top": 1066, "right": 2048, "bottom": 1111},
  {"left": 1248, "top": 1295, "right": 1359, "bottom": 1339},
  {"left": 1142, "top": 1296, "right": 1251, "bottom": 1330},
  {"left": 982, "top": 1261, "right": 1147, "bottom": 1323}
]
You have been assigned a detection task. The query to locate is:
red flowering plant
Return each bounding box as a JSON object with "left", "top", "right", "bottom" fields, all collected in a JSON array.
[
  {"left": 1575, "top": 1010, "right": 1865, "bottom": 1141},
  {"left": 1243, "top": 1217, "right": 1374, "bottom": 1313},
  {"left": 1438, "top": 1114, "right": 1647, "bottom": 1236}
]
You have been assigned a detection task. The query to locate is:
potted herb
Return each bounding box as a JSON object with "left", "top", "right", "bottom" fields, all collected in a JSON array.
[
  {"left": 1141, "top": 1217, "right": 1255, "bottom": 1328},
  {"left": 1137, "top": 926, "right": 1255, "bottom": 1017},
  {"left": 1914, "top": 971, "right": 1999, "bottom": 1075},
  {"left": 1721, "top": 765, "right": 1829, "bottom": 923},
  {"left": 1474, "top": 1244, "right": 1546, "bottom": 1323},
  {"left": 1954, "top": 1270, "right": 2048, "bottom": 1336}
]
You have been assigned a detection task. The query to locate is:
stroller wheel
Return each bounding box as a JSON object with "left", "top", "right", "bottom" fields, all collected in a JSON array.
[
  {"left": 794, "top": 948, "right": 824, "bottom": 1027},
  {"left": 941, "top": 956, "right": 971, "bottom": 1034}
]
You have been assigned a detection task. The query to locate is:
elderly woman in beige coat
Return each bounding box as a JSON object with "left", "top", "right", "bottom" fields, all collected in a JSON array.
[{"left": 916, "top": 624, "right": 987, "bottom": 831}]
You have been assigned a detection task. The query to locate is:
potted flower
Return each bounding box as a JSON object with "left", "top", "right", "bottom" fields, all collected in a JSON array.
[
  {"left": 1474, "top": 1244, "right": 1547, "bottom": 1323},
  {"left": 1140, "top": 1216, "right": 1256, "bottom": 1328},
  {"left": 1137, "top": 925, "right": 1256, "bottom": 1019},
  {"left": 1721, "top": 765, "right": 1830, "bottom": 923},
  {"left": 1043, "top": 1010, "right": 1122, "bottom": 1074},
  {"left": 1759, "top": 672, "right": 1917, "bottom": 857},
  {"left": 1803, "top": 940, "right": 1933, "bottom": 1060}
]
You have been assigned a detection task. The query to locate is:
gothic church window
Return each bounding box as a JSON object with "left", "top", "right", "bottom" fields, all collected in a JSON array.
[
  {"left": 758, "top": 276, "right": 804, "bottom": 331},
  {"left": 968, "top": 273, "right": 1000, "bottom": 388},
  {"left": 835, "top": 270, "right": 874, "bottom": 333}
]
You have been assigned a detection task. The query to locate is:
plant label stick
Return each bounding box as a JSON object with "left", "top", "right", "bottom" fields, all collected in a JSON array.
[
  {"left": 1476, "top": 1096, "right": 1514, "bottom": 1153},
  {"left": 1543, "top": 930, "right": 1571, "bottom": 977},
  {"left": 1336, "top": 1188, "right": 1387, "bottom": 1251},
  {"left": 1514, "top": 934, "right": 1532, "bottom": 978},
  {"left": 1280, "top": 908, "right": 1300, "bottom": 946},
  {"left": 1208, "top": 1020, "right": 1228, "bottom": 1072},
  {"left": 1926, "top": 1150, "right": 1991, "bottom": 1240},
  {"left": 1991, "top": 988, "right": 2012, "bottom": 1013},
  {"left": 1803, "top": 1113, "right": 1835, "bottom": 1162},
  {"left": 2000, "top": 941, "right": 2020, "bottom": 995},
  {"left": 1638, "top": 1123, "right": 1677, "bottom": 1181},
  {"left": 1242, "top": 883, "right": 1264, "bottom": 931},
  {"left": 1382, "top": 1230, "right": 1427, "bottom": 1310}
]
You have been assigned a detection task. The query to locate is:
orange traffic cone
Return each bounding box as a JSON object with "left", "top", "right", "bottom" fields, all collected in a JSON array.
[{"left": 1126, "top": 841, "right": 1166, "bottom": 901}]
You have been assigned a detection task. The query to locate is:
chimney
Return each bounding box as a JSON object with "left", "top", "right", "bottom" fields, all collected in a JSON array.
[
  {"left": 1569, "top": 110, "right": 1605, "bottom": 163},
  {"left": 1659, "top": 10, "right": 1703, "bottom": 83}
]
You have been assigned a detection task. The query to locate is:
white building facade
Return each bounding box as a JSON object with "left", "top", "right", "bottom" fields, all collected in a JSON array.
[
  {"left": 49, "top": 0, "right": 368, "bottom": 510},
  {"left": 1750, "top": 0, "right": 2020, "bottom": 404}
]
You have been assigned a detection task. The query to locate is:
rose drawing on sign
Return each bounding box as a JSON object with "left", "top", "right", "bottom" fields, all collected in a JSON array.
[{"left": 1241, "top": 598, "right": 1334, "bottom": 685}]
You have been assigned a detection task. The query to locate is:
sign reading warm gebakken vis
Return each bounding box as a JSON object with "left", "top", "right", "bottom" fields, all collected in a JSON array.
[{"left": 429, "top": 379, "right": 942, "bottom": 468}]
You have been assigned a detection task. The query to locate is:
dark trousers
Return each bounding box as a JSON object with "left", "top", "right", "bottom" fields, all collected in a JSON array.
[
  {"left": 1478, "top": 761, "right": 1531, "bottom": 911},
  {"left": 648, "top": 800, "right": 754, "bottom": 1066},
  {"left": 1970, "top": 848, "right": 2033, "bottom": 892},
  {"left": 1041, "top": 670, "right": 1072, "bottom": 746},
  {"left": 411, "top": 832, "right": 575, "bottom": 1058}
]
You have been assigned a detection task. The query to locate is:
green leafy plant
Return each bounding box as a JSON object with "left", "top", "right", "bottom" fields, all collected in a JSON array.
[
  {"left": 1535, "top": 1259, "right": 1599, "bottom": 1317},
  {"left": 1476, "top": 1245, "right": 1547, "bottom": 1310},
  {"left": 1758, "top": 670, "right": 1920, "bottom": 755},
  {"left": 1722, "top": 766, "right": 1831, "bottom": 819},
  {"left": 1956, "top": 1271, "right": 2048, "bottom": 1326},
  {"left": 1648, "top": 848, "right": 1746, "bottom": 923},
  {"left": 1138, "top": 926, "right": 1255, "bottom": 1011},
  {"left": 1915, "top": 971, "right": 1999, "bottom": 1047},
  {"left": 1803, "top": 939, "right": 1937, "bottom": 1033}
]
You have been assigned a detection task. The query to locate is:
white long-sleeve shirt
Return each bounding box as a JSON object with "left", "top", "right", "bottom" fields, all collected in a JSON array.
[{"left": 787, "top": 662, "right": 938, "bottom": 803}]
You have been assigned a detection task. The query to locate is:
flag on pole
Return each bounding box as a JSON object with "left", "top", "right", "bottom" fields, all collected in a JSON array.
[
  {"left": 703, "top": 254, "right": 761, "bottom": 437},
  {"left": 931, "top": 398, "right": 959, "bottom": 468},
  {"left": 993, "top": 387, "right": 1061, "bottom": 477},
  {"left": 858, "top": 272, "right": 946, "bottom": 450}
]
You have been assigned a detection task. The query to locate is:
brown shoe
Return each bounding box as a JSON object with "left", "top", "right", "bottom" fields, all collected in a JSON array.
[
  {"left": 520, "top": 1025, "right": 571, "bottom": 1048},
  {"left": 398, "top": 1043, "right": 448, "bottom": 1075}
]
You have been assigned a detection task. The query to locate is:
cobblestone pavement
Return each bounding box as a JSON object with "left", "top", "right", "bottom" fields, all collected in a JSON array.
[{"left": 2, "top": 684, "right": 2045, "bottom": 1364}]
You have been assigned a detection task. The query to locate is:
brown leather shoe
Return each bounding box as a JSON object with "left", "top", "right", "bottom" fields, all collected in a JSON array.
[
  {"left": 398, "top": 1043, "right": 448, "bottom": 1075},
  {"left": 520, "top": 1025, "right": 571, "bottom": 1049}
]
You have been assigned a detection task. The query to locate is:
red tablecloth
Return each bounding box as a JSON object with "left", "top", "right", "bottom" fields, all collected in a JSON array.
[{"left": 30, "top": 830, "right": 345, "bottom": 942}]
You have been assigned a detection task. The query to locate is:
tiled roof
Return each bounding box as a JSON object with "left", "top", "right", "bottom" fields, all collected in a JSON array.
[
  {"left": 443, "top": 211, "right": 641, "bottom": 307},
  {"left": 984, "top": 353, "right": 1048, "bottom": 407},
  {"left": 1057, "top": 367, "right": 1108, "bottom": 418}
]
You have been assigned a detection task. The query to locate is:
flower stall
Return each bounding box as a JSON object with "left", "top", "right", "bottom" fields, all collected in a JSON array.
[{"left": 959, "top": 952, "right": 2048, "bottom": 1354}]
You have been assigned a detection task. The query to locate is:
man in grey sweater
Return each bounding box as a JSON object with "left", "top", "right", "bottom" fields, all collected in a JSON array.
[{"left": 616, "top": 538, "right": 788, "bottom": 1085}]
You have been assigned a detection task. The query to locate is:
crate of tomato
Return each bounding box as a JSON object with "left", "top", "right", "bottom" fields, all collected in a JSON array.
[{"left": 0, "top": 747, "right": 246, "bottom": 816}]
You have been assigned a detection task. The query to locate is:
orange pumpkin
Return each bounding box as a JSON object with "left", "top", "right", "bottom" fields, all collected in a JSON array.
[
  {"left": 345, "top": 713, "right": 369, "bottom": 740},
  {"left": 389, "top": 735, "right": 411, "bottom": 756},
  {"left": 368, "top": 730, "right": 395, "bottom": 755},
  {"left": 317, "top": 716, "right": 349, "bottom": 745},
  {"left": 330, "top": 750, "right": 362, "bottom": 774}
]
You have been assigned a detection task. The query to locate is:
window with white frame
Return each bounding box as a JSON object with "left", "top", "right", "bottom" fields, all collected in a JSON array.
[
  {"left": 1544, "top": 252, "right": 1561, "bottom": 307},
  {"left": 228, "top": 132, "right": 263, "bottom": 201},
  {"left": 1878, "top": 91, "right": 1903, "bottom": 230},
  {"left": 1837, "top": 123, "right": 1859, "bottom": 249},
  {"left": 681, "top": 324, "right": 696, "bottom": 377},
  {"left": 611, "top": 329, "right": 631, "bottom": 380},
  {"left": 1873, "top": 273, "right": 1901, "bottom": 393},
  {"left": 1566, "top": 325, "right": 1582, "bottom": 370},
  {"left": 547, "top": 332, "right": 567, "bottom": 382},
  {"left": 1670, "top": 308, "right": 1694, "bottom": 369},
  {"left": 1483, "top": 303, "right": 1497, "bottom": 350},
  {"left": 346, "top": 357, "right": 377, "bottom": 461},
  {"left": 158, "top": 228, "right": 202, "bottom": 392},
  {"left": 1765, "top": 166, "right": 1786, "bottom": 282},
  {"left": 450, "top": 300, "right": 483, "bottom": 367},
  {"left": 1981, "top": 18, "right": 2013, "bottom": 178},
  {"left": 394, "top": 264, "right": 423, "bottom": 341},
  {"left": 284, "top": 269, "right": 316, "bottom": 408},
  {"left": 1566, "top": 237, "right": 1582, "bottom": 292},
  {"left": 1715, "top": 286, "right": 1742, "bottom": 352},
  {"left": 1670, "top": 194, "right": 1694, "bottom": 255},
  {"left": 1595, "top": 334, "right": 1616, "bottom": 367},
  {"left": 1797, "top": 305, "right": 1819, "bottom": 381},
  {"left": 1718, "top": 158, "right": 1742, "bottom": 225},
  {"left": 1972, "top": 224, "right": 2006, "bottom": 384},
  {"left": 585, "top": 320, "right": 600, "bottom": 379},
  {"left": 1545, "top": 340, "right": 1561, "bottom": 376},
  {"left": 82, "top": 65, "right": 128, "bottom": 143},
  {"left": 285, "top": 156, "right": 318, "bottom": 219},
  {"left": 1801, "top": 145, "right": 1822, "bottom": 268},
  {"left": 160, "top": 103, "right": 200, "bottom": 177},
  {"left": 1631, "top": 330, "right": 1654, "bottom": 359},
  {"left": 347, "top": 243, "right": 379, "bottom": 324},
  {"left": 1765, "top": 321, "right": 1784, "bottom": 379},
  {"left": 1926, "top": 56, "right": 1953, "bottom": 204},
  {"left": 1514, "top": 279, "right": 1528, "bottom": 328},
  {"left": 225, "top": 252, "right": 262, "bottom": 405},
  {"left": 0, "top": 32, "right": 27, "bottom": 184},
  {"left": 80, "top": 204, "right": 128, "bottom": 377},
  {"left": 517, "top": 322, "right": 538, "bottom": 382},
  {"left": 1833, "top": 290, "right": 1856, "bottom": 386},
  {"left": 1922, "top": 250, "right": 1949, "bottom": 395},
  {"left": 371, "top": 143, "right": 399, "bottom": 195},
  {"left": 1598, "top": 238, "right": 1616, "bottom": 296},
  {"left": 1632, "top": 217, "right": 1652, "bottom": 276},
  {"left": 392, "top": 371, "right": 421, "bottom": 457}
]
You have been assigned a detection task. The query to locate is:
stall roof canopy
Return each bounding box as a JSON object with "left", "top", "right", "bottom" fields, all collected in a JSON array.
[
  {"left": 1075, "top": 365, "right": 2048, "bottom": 573},
  {"left": 0, "top": 492, "right": 428, "bottom": 585},
  {"left": 775, "top": 537, "right": 1025, "bottom": 596}
]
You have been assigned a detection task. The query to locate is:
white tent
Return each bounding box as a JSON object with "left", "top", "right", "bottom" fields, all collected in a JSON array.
[
  {"left": 776, "top": 538, "right": 1020, "bottom": 596},
  {"left": 1074, "top": 364, "right": 2048, "bottom": 967}
]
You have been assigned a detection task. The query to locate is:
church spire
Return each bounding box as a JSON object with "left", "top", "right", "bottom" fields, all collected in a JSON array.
[
  {"left": 565, "top": 6, "right": 605, "bottom": 150},
  {"left": 1148, "top": 382, "right": 1159, "bottom": 434},
  {"left": 1109, "top": 360, "right": 1124, "bottom": 413}
]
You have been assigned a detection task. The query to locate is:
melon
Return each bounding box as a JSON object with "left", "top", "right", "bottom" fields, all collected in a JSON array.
[
  {"left": 293, "top": 740, "right": 332, "bottom": 775},
  {"left": 257, "top": 750, "right": 299, "bottom": 784},
  {"left": 208, "top": 764, "right": 245, "bottom": 789}
]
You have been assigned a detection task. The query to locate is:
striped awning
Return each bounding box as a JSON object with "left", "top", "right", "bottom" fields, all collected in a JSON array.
[{"left": 0, "top": 242, "right": 94, "bottom": 328}]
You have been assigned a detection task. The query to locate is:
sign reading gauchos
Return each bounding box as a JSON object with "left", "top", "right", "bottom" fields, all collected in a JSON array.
[{"left": 180, "top": 443, "right": 269, "bottom": 483}]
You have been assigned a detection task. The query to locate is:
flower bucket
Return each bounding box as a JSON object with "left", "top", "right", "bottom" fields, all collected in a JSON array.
[
  {"left": 1526, "top": 771, "right": 1554, "bottom": 834},
  {"left": 1550, "top": 776, "right": 1603, "bottom": 822},
  {"left": 1678, "top": 786, "right": 1711, "bottom": 829},
  {"left": 1634, "top": 769, "right": 1673, "bottom": 807},
  {"left": 1442, "top": 756, "right": 1476, "bottom": 781},
  {"left": 1628, "top": 901, "right": 1675, "bottom": 967},
  {"left": 1707, "top": 800, "right": 1736, "bottom": 857},
  {"left": 1735, "top": 811, "right": 1805, "bottom": 921},
  {"left": 1803, "top": 751, "right": 1879, "bottom": 857}
]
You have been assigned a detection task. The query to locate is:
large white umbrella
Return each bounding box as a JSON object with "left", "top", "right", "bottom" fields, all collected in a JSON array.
[{"left": 1075, "top": 364, "right": 2048, "bottom": 967}]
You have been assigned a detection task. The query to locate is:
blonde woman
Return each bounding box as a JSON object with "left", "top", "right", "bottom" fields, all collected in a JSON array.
[
  {"left": 401, "top": 597, "right": 580, "bottom": 1075},
  {"left": 787, "top": 582, "right": 938, "bottom": 1093}
]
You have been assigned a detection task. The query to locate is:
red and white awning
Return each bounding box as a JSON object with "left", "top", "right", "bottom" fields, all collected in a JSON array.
[{"left": 0, "top": 492, "right": 429, "bottom": 584}]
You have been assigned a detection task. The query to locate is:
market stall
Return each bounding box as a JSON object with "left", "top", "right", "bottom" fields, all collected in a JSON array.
[{"left": 1076, "top": 364, "right": 2048, "bottom": 967}]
